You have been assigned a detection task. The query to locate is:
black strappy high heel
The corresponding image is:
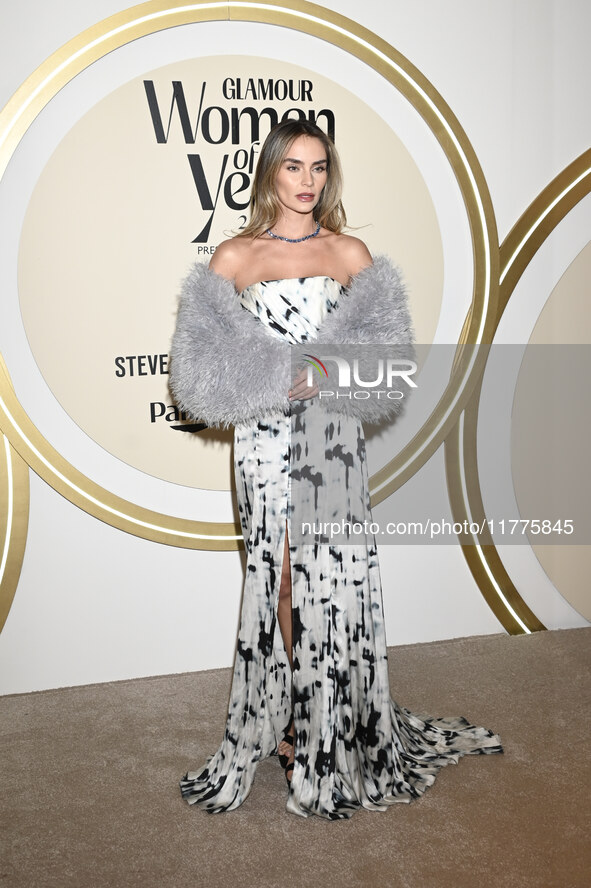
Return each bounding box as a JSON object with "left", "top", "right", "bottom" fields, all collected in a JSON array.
[{"left": 277, "top": 715, "right": 294, "bottom": 771}]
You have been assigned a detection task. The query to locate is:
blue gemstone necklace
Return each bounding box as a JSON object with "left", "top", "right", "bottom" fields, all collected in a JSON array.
[{"left": 266, "top": 220, "right": 320, "bottom": 243}]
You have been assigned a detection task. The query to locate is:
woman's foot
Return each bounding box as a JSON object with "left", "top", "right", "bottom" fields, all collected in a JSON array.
[
  {"left": 284, "top": 751, "right": 294, "bottom": 786},
  {"left": 278, "top": 715, "right": 294, "bottom": 782}
]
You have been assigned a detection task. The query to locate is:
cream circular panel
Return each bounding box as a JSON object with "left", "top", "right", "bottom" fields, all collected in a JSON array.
[
  {"left": 512, "top": 240, "right": 591, "bottom": 621},
  {"left": 445, "top": 152, "right": 591, "bottom": 634},
  {"left": 17, "top": 55, "right": 441, "bottom": 489}
]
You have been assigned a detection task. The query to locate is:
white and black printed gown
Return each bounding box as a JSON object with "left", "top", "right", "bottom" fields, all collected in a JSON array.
[{"left": 180, "top": 275, "right": 503, "bottom": 820}]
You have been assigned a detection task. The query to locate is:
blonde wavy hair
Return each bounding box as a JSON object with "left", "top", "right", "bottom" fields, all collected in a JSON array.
[{"left": 237, "top": 119, "right": 347, "bottom": 238}]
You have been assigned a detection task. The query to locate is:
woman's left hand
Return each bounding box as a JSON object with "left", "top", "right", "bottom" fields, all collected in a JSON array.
[{"left": 288, "top": 366, "right": 319, "bottom": 401}]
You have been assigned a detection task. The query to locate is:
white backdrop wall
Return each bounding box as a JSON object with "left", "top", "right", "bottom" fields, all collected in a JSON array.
[{"left": 0, "top": 0, "right": 589, "bottom": 694}]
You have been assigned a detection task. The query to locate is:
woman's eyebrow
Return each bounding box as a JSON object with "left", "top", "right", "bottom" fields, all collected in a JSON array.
[{"left": 283, "top": 157, "right": 327, "bottom": 164}]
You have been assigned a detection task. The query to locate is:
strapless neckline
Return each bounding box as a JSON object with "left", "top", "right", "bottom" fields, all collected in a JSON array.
[
  {"left": 237, "top": 275, "right": 343, "bottom": 345},
  {"left": 238, "top": 275, "right": 343, "bottom": 297}
]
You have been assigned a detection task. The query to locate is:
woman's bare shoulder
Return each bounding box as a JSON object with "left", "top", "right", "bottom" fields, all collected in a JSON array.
[
  {"left": 209, "top": 237, "right": 252, "bottom": 281},
  {"left": 332, "top": 233, "right": 373, "bottom": 279}
]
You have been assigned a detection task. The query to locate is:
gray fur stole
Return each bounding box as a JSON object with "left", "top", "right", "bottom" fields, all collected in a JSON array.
[{"left": 169, "top": 255, "right": 415, "bottom": 429}]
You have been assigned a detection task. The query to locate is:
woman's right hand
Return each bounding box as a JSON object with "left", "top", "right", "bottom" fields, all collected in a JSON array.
[{"left": 288, "top": 366, "right": 319, "bottom": 401}]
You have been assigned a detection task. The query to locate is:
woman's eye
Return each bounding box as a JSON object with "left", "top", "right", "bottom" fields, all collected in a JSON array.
[{"left": 285, "top": 165, "right": 326, "bottom": 173}]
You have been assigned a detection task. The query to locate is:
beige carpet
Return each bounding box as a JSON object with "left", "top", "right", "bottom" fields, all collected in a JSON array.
[{"left": 1, "top": 628, "right": 589, "bottom": 888}]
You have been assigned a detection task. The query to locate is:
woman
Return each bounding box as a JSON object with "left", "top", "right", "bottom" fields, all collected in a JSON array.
[{"left": 170, "top": 119, "right": 503, "bottom": 820}]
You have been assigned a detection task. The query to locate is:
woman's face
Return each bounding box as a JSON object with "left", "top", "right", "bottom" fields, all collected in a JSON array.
[{"left": 274, "top": 135, "right": 328, "bottom": 220}]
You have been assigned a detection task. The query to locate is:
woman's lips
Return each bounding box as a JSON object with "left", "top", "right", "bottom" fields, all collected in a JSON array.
[{"left": 297, "top": 193, "right": 315, "bottom": 201}]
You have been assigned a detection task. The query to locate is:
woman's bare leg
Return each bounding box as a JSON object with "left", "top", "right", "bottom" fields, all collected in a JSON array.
[
  {"left": 277, "top": 521, "right": 294, "bottom": 775},
  {"left": 277, "top": 520, "right": 293, "bottom": 669}
]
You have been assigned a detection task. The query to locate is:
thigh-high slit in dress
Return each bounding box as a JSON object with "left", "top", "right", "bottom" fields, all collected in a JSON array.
[{"left": 180, "top": 275, "right": 503, "bottom": 820}]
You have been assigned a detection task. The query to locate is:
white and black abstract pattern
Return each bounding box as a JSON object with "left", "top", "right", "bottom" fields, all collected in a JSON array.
[{"left": 180, "top": 276, "right": 503, "bottom": 820}]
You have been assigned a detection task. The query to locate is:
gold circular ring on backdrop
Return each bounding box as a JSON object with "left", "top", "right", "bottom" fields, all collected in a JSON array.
[
  {"left": 444, "top": 149, "right": 591, "bottom": 634},
  {"left": 0, "top": 0, "right": 499, "bottom": 549},
  {"left": 0, "top": 362, "right": 30, "bottom": 633}
]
